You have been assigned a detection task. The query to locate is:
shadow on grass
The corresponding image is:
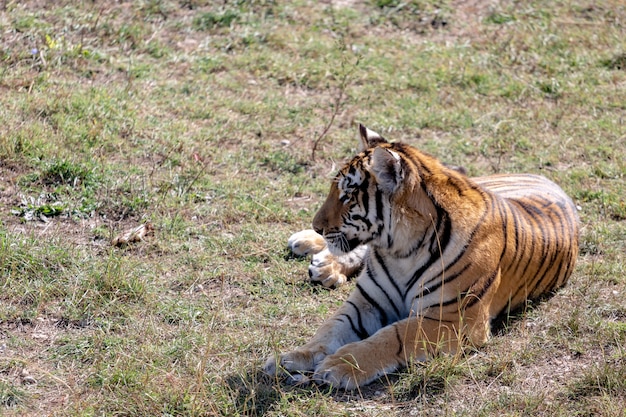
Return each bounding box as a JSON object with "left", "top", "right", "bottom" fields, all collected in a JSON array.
[
  {"left": 222, "top": 367, "right": 402, "bottom": 416},
  {"left": 490, "top": 292, "right": 558, "bottom": 336},
  {"left": 222, "top": 369, "right": 281, "bottom": 416}
]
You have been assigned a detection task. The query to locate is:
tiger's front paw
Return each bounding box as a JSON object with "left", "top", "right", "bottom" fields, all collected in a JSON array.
[
  {"left": 313, "top": 345, "right": 384, "bottom": 390},
  {"left": 309, "top": 249, "right": 347, "bottom": 288},
  {"left": 263, "top": 348, "right": 327, "bottom": 384},
  {"left": 288, "top": 230, "right": 327, "bottom": 257}
]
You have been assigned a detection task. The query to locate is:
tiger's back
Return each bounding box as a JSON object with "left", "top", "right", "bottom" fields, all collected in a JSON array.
[{"left": 473, "top": 173, "right": 579, "bottom": 317}]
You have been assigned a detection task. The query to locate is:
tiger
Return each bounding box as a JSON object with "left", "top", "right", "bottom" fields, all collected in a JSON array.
[{"left": 265, "top": 124, "right": 580, "bottom": 390}]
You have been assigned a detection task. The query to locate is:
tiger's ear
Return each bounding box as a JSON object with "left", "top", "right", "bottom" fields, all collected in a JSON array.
[
  {"left": 358, "top": 124, "right": 388, "bottom": 150},
  {"left": 370, "top": 146, "right": 403, "bottom": 193}
]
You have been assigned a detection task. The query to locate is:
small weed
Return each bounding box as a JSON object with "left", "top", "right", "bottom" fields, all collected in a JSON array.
[
  {"left": 11, "top": 197, "right": 65, "bottom": 221},
  {"left": 193, "top": 9, "right": 239, "bottom": 31},
  {"left": 370, "top": 0, "right": 450, "bottom": 31},
  {"left": 262, "top": 151, "right": 306, "bottom": 174},
  {"left": 600, "top": 53, "right": 626, "bottom": 70},
  {"left": 485, "top": 12, "right": 516, "bottom": 24},
  {"left": 159, "top": 300, "right": 205, "bottom": 326},
  {"left": 0, "top": 380, "right": 27, "bottom": 408},
  {"left": 392, "top": 355, "right": 464, "bottom": 401},
  {"left": 536, "top": 78, "right": 562, "bottom": 99},
  {"left": 568, "top": 359, "right": 626, "bottom": 399},
  {"left": 39, "top": 160, "right": 95, "bottom": 187}
]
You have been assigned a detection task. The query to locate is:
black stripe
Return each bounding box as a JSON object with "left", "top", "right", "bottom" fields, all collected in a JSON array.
[
  {"left": 395, "top": 325, "right": 404, "bottom": 358},
  {"left": 375, "top": 188, "right": 384, "bottom": 222},
  {"left": 409, "top": 149, "right": 432, "bottom": 176},
  {"left": 427, "top": 199, "right": 451, "bottom": 255},
  {"left": 496, "top": 198, "right": 509, "bottom": 264},
  {"left": 358, "top": 173, "right": 370, "bottom": 215},
  {"left": 554, "top": 250, "right": 574, "bottom": 289},
  {"left": 445, "top": 175, "right": 465, "bottom": 197},
  {"left": 505, "top": 204, "right": 525, "bottom": 277},
  {"left": 347, "top": 165, "right": 357, "bottom": 178},
  {"left": 508, "top": 198, "right": 563, "bottom": 303},
  {"left": 517, "top": 241, "right": 559, "bottom": 301},
  {"left": 348, "top": 237, "right": 362, "bottom": 251},
  {"left": 464, "top": 268, "right": 499, "bottom": 309},
  {"left": 514, "top": 199, "right": 548, "bottom": 272},
  {"left": 373, "top": 250, "right": 404, "bottom": 300},
  {"left": 365, "top": 265, "right": 401, "bottom": 319},
  {"left": 543, "top": 252, "right": 566, "bottom": 293},
  {"left": 437, "top": 204, "right": 452, "bottom": 253},
  {"left": 424, "top": 262, "right": 472, "bottom": 296},
  {"left": 405, "top": 196, "right": 451, "bottom": 294},
  {"left": 405, "top": 248, "right": 436, "bottom": 295},
  {"left": 356, "top": 282, "right": 389, "bottom": 327},
  {"left": 345, "top": 301, "right": 369, "bottom": 340},
  {"left": 351, "top": 214, "right": 372, "bottom": 229}
]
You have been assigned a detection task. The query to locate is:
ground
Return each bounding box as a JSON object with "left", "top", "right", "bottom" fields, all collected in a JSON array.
[{"left": 0, "top": 0, "right": 625, "bottom": 416}]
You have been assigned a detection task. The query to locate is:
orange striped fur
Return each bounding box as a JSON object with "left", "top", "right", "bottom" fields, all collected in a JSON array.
[{"left": 266, "top": 125, "right": 579, "bottom": 389}]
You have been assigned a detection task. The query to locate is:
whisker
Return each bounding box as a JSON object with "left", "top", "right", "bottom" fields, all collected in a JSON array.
[{"left": 340, "top": 233, "right": 350, "bottom": 252}]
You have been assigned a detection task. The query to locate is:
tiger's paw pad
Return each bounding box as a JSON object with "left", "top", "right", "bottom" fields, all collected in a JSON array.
[
  {"left": 288, "top": 230, "right": 327, "bottom": 257},
  {"left": 309, "top": 250, "right": 347, "bottom": 288}
]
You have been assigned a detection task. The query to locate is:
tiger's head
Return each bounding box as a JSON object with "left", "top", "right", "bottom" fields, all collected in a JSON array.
[{"left": 312, "top": 124, "right": 426, "bottom": 256}]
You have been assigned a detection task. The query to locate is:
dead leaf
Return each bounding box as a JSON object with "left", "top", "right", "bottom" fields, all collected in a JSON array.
[{"left": 111, "top": 223, "right": 153, "bottom": 247}]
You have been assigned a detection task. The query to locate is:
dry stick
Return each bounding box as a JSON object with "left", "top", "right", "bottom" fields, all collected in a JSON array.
[
  {"left": 311, "top": 64, "right": 354, "bottom": 161},
  {"left": 181, "top": 159, "right": 210, "bottom": 197},
  {"left": 311, "top": 74, "right": 348, "bottom": 162}
]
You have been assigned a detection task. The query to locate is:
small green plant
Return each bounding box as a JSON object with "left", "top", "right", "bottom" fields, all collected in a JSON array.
[
  {"left": 537, "top": 78, "right": 562, "bottom": 99},
  {"left": 11, "top": 192, "right": 66, "bottom": 221},
  {"left": 600, "top": 52, "right": 626, "bottom": 70},
  {"left": 39, "top": 160, "right": 95, "bottom": 187},
  {"left": 193, "top": 9, "right": 239, "bottom": 31},
  {"left": 0, "top": 380, "right": 27, "bottom": 408},
  {"left": 370, "top": 0, "right": 450, "bottom": 31},
  {"left": 485, "top": 12, "right": 516, "bottom": 24},
  {"left": 568, "top": 359, "right": 626, "bottom": 399},
  {"left": 262, "top": 150, "right": 306, "bottom": 174}
]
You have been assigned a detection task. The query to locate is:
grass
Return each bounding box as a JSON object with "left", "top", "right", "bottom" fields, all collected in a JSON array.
[{"left": 0, "top": 0, "right": 625, "bottom": 415}]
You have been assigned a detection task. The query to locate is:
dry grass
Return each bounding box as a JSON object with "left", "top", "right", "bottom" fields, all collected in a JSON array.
[{"left": 0, "top": 0, "right": 625, "bottom": 415}]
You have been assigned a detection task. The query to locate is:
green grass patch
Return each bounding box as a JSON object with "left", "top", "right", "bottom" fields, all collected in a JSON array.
[
  {"left": 568, "top": 359, "right": 626, "bottom": 399},
  {"left": 0, "top": 380, "right": 27, "bottom": 408}
]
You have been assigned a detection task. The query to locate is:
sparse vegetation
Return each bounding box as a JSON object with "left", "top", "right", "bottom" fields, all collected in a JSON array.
[{"left": 0, "top": 0, "right": 624, "bottom": 416}]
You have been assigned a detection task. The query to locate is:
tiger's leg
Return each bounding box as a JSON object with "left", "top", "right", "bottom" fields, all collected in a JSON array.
[
  {"left": 264, "top": 299, "right": 366, "bottom": 382},
  {"left": 288, "top": 229, "right": 367, "bottom": 287},
  {"left": 264, "top": 271, "right": 392, "bottom": 380},
  {"left": 313, "top": 270, "right": 501, "bottom": 390}
]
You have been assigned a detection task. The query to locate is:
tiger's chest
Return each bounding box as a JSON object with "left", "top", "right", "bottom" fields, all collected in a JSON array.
[{"left": 364, "top": 230, "right": 478, "bottom": 317}]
